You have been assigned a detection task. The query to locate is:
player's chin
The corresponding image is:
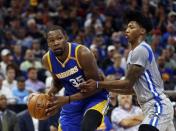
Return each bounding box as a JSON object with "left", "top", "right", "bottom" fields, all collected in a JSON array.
[{"left": 53, "top": 50, "right": 64, "bottom": 56}]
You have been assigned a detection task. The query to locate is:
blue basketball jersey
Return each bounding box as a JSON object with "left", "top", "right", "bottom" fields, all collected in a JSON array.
[{"left": 46, "top": 42, "right": 86, "bottom": 95}]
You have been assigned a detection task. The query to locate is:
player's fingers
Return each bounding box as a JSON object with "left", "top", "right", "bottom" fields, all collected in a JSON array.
[
  {"left": 79, "top": 83, "right": 87, "bottom": 88},
  {"left": 46, "top": 100, "right": 58, "bottom": 107},
  {"left": 45, "top": 105, "right": 58, "bottom": 115},
  {"left": 81, "top": 88, "right": 88, "bottom": 93}
]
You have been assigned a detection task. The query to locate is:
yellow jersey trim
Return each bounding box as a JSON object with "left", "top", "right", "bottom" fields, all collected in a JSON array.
[
  {"left": 88, "top": 100, "right": 108, "bottom": 115},
  {"left": 86, "top": 100, "right": 108, "bottom": 127},
  {"left": 75, "top": 45, "right": 82, "bottom": 69},
  {"left": 56, "top": 43, "right": 71, "bottom": 68},
  {"left": 70, "top": 57, "right": 76, "bottom": 60},
  {"left": 47, "top": 51, "right": 52, "bottom": 72},
  {"left": 58, "top": 123, "right": 62, "bottom": 131}
]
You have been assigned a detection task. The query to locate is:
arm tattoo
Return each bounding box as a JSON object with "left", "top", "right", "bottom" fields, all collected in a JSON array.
[{"left": 126, "top": 64, "right": 144, "bottom": 86}]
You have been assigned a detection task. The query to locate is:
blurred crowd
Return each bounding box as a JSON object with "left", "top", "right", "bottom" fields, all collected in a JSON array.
[{"left": 0, "top": 0, "right": 176, "bottom": 131}]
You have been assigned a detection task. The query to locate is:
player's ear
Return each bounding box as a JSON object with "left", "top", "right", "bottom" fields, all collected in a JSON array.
[{"left": 140, "top": 28, "right": 146, "bottom": 35}]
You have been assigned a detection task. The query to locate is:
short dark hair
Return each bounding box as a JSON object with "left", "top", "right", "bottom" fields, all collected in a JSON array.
[
  {"left": 27, "top": 67, "right": 37, "bottom": 73},
  {"left": 17, "top": 76, "right": 25, "bottom": 82},
  {"left": 125, "top": 10, "right": 153, "bottom": 33},
  {"left": 6, "top": 64, "right": 16, "bottom": 72},
  {"left": 47, "top": 25, "right": 67, "bottom": 37}
]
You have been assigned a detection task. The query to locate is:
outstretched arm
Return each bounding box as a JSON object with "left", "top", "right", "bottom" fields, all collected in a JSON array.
[
  {"left": 80, "top": 64, "right": 144, "bottom": 94},
  {"left": 98, "top": 64, "right": 144, "bottom": 89}
]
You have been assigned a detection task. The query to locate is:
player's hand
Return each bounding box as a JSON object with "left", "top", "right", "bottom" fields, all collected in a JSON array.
[
  {"left": 45, "top": 96, "right": 69, "bottom": 116},
  {"left": 80, "top": 79, "right": 97, "bottom": 93}
]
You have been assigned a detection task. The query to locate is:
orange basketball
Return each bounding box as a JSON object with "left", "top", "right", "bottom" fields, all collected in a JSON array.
[{"left": 27, "top": 93, "right": 49, "bottom": 120}]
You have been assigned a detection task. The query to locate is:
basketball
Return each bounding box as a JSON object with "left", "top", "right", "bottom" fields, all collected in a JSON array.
[{"left": 27, "top": 93, "right": 49, "bottom": 120}]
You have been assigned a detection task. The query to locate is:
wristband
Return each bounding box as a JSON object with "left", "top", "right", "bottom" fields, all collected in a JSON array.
[{"left": 96, "top": 81, "right": 99, "bottom": 89}]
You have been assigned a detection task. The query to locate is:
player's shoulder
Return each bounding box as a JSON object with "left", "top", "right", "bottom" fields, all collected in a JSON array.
[
  {"left": 42, "top": 51, "right": 50, "bottom": 70},
  {"left": 77, "top": 44, "right": 91, "bottom": 57},
  {"left": 134, "top": 41, "right": 151, "bottom": 54},
  {"left": 42, "top": 51, "right": 49, "bottom": 63}
]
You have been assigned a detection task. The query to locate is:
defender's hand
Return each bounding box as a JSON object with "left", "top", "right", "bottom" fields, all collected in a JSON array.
[
  {"left": 45, "top": 96, "right": 69, "bottom": 116},
  {"left": 80, "top": 79, "right": 97, "bottom": 93}
]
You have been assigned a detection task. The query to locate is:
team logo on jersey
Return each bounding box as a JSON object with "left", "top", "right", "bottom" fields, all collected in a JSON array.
[{"left": 56, "top": 66, "right": 79, "bottom": 79}]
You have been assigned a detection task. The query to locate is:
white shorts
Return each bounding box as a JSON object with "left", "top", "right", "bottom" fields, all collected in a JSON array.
[{"left": 141, "top": 95, "right": 175, "bottom": 131}]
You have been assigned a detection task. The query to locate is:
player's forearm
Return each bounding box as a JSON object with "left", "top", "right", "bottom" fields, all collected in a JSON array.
[{"left": 70, "top": 89, "right": 101, "bottom": 101}]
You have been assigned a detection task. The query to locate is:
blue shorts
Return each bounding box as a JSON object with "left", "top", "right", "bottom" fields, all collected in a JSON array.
[{"left": 58, "top": 93, "right": 108, "bottom": 131}]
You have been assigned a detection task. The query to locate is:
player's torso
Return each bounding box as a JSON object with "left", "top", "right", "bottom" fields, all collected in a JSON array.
[
  {"left": 47, "top": 43, "right": 85, "bottom": 95},
  {"left": 127, "top": 42, "right": 164, "bottom": 104}
]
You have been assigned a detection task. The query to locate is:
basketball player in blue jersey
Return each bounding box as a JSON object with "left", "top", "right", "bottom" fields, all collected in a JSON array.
[
  {"left": 80, "top": 11, "right": 175, "bottom": 131},
  {"left": 42, "top": 25, "right": 108, "bottom": 131}
]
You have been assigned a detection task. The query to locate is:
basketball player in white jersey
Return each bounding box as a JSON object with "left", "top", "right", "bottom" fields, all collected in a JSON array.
[{"left": 80, "top": 11, "right": 175, "bottom": 131}]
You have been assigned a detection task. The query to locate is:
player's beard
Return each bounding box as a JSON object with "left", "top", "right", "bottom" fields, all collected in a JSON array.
[{"left": 53, "top": 49, "right": 64, "bottom": 56}]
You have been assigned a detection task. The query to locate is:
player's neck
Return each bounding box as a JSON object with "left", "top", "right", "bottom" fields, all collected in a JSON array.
[
  {"left": 56, "top": 43, "right": 69, "bottom": 62},
  {"left": 131, "top": 36, "right": 145, "bottom": 50}
]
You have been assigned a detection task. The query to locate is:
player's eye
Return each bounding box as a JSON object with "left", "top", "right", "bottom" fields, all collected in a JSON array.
[{"left": 58, "top": 37, "right": 62, "bottom": 40}]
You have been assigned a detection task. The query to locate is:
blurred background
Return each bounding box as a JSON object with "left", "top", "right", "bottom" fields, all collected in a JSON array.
[{"left": 0, "top": 0, "right": 176, "bottom": 131}]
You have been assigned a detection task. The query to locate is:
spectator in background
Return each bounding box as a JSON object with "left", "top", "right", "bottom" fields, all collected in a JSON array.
[
  {"left": 161, "top": 48, "right": 176, "bottom": 69},
  {"left": 0, "top": 75, "right": 13, "bottom": 103},
  {"left": 12, "top": 44, "right": 24, "bottom": 65},
  {"left": 111, "top": 32, "right": 125, "bottom": 53},
  {"left": 0, "top": 49, "right": 12, "bottom": 76},
  {"left": 167, "top": 11, "right": 176, "bottom": 28},
  {"left": 157, "top": 56, "right": 175, "bottom": 90},
  {"left": 16, "top": 27, "right": 33, "bottom": 49},
  {"left": 12, "top": 76, "right": 29, "bottom": 104},
  {"left": 106, "top": 53, "right": 125, "bottom": 80},
  {"left": 106, "top": 92, "right": 118, "bottom": 122},
  {"left": 17, "top": 109, "right": 50, "bottom": 131},
  {"left": 31, "top": 39, "right": 46, "bottom": 60},
  {"left": 111, "top": 95, "right": 143, "bottom": 131},
  {"left": 102, "top": 45, "right": 116, "bottom": 71},
  {"left": 2, "top": 64, "right": 17, "bottom": 90},
  {"left": 91, "top": 35, "right": 106, "bottom": 60},
  {"left": 20, "top": 49, "right": 42, "bottom": 72},
  {"left": 0, "top": 93, "right": 20, "bottom": 131},
  {"left": 25, "top": 67, "right": 45, "bottom": 93}
]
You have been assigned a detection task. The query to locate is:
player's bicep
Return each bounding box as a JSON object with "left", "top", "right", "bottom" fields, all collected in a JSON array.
[
  {"left": 78, "top": 46, "right": 99, "bottom": 80},
  {"left": 125, "top": 64, "right": 144, "bottom": 86}
]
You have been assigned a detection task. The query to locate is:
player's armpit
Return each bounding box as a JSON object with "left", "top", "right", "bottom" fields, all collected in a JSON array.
[{"left": 125, "top": 64, "right": 144, "bottom": 87}]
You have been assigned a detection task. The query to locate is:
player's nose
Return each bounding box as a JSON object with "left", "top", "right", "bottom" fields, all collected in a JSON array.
[{"left": 54, "top": 40, "right": 60, "bottom": 46}]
